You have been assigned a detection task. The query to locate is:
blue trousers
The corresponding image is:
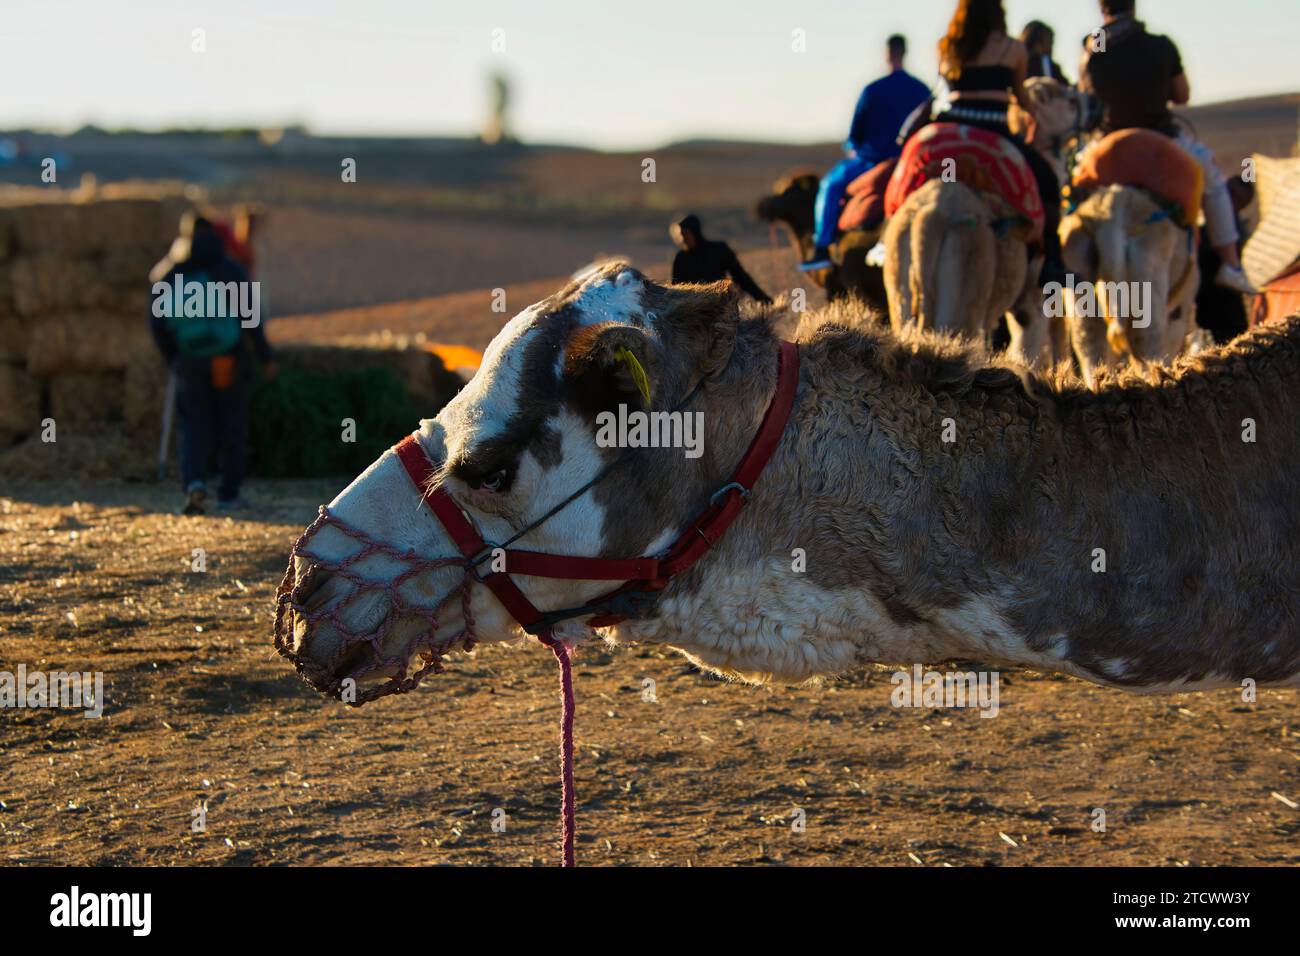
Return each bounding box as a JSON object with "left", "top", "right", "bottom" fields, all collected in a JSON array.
[
  {"left": 175, "top": 360, "right": 250, "bottom": 501},
  {"left": 813, "top": 154, "right": 876, "bottom": 251}
]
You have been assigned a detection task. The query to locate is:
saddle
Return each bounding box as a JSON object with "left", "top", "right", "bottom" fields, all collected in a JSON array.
[
  {"left": 1069, "top": 128, "right": 1204, "bottom": 228},
  {"left": 837, "top": 156, "right": 898, "bottom": 234},
  {"left": 884, "top": 122, "right": 1045, "bottom": 241}
]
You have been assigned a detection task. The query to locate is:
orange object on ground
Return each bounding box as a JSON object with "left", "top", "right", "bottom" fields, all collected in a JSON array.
[
  {"left": 1252, "top": 262, "right": 1300, "bottom": 327},
  {"left": 885, "top": 123, "right": 1044, "bottom": 240},
  {"left": 1072, "top": 128, "right": 1204, "bottom": 227},
  {"left": 838, "top": 156, "right": 898, "bottom": 234},
  {"left": 210, "top": 354, "right": 236, "bottom": 389},
  {"left": 426, "top": 343, "right": 483, "bottom": 373}
]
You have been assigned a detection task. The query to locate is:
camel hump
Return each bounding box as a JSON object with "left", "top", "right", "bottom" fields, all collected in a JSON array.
[
  {"left": 1072, "top": 129, "right": 1204, "bottom": 227},
  {"left": 885, "top": 122, "right": 1044, "bottom": 241}
]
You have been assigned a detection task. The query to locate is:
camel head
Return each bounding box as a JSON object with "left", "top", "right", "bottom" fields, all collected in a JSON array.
[
  {"left": 277, "top": 262, "right": 745, "bottom": 702},
  {"left": 755, "top": 171, "right": 820, "bottom": 256},
  {"left": 1019, "top": 77, "right": 1092, "bottom": 162},
  {"left": 1060, "top": 184, "right": 1197, "bottom": 386}
]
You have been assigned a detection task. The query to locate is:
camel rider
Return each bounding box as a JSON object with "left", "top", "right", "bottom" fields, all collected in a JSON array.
[
  {"left": 1021, "top": 21, "right": 1068, "bottom": 84},
  {"left": 933, "top": 0, "right": 1066, "bottom": 285},
  {"left": 671, "top": 214, "right": 773, "bottom": 303},
  {"left": 801, "top": 35, "right": 930, "bottom": 271},
  {"left": 1078, "top": 0, "right": 1256, "bottom": 294}
]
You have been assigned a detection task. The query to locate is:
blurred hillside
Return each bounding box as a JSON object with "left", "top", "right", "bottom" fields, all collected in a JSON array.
[{"left": 0, "top": 93, "right": 1294, "bottom": 320}]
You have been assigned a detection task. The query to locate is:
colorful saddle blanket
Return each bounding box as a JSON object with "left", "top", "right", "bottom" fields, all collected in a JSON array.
[
  {"left": 885, "top": 123, "right": 1044, "bottom": 241},
  {"left": 1070, "top": 128, "right": 1204, "bottom": 228}
]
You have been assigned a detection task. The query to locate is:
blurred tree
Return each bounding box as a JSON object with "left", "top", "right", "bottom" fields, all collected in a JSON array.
[{"left": 481, "top": 72, "right": 513, "bottom": 146}]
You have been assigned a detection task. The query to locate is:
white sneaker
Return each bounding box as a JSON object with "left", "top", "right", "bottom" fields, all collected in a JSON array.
[
  {"left": 1215, "top": 264, "right": 1258, "bottom": 295},
  {"left": 865, "top": 242, "right": 887, "bottom": 268}
]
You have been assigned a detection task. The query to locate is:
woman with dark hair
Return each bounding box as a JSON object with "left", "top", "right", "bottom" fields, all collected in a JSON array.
[
  {"left": 1020, "top": 20, "right": 1067, "bottom": 83},
  {"left": 935, "top": 0, "right": 1064, "bottom": 280}
]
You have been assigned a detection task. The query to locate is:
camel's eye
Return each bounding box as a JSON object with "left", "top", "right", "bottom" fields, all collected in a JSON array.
[{"left": 474, "top": 469, "right": 510, "bottom": 493}]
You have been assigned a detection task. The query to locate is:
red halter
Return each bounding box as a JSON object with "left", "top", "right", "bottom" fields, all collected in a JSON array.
[
  {"left": 392, "top": 339, "right": 800, "bottom": 865},
  {"left": 393, "top": 339, "right": 800, "bottom": 634}
]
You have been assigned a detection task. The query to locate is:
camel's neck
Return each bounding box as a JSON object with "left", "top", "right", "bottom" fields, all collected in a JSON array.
[{"left": 622, "top": 321, "right": 1300, "bottom": 691}]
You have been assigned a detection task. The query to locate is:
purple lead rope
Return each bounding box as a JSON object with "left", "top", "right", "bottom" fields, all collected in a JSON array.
[{"left": 539, "top": 632, "right": 577, "bottom": 866}]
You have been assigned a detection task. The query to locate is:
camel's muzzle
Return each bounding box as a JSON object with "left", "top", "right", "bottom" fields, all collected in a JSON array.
[{"left": 273, "top": 506, "right": 474, "bottom": 706}]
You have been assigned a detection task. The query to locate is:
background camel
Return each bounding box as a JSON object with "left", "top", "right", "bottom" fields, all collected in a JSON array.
[
  {"left": 883, "top": 79, "right": 1091, "bottom": 367},
  {"left": 279, "top": 264, "right": 1300, "bottom": 701},
  {"left": 883, "top": 177, "right": 1046, "bottom": 362},
  {"left": 1018, "top": 76, "right": 1094, "bottom": 187},
  {"left": 755, "top": 171, "right": 888, "bottom": 312},
  {"left": 1060, "top": 185, "right": 1199, "bottom": 386}
]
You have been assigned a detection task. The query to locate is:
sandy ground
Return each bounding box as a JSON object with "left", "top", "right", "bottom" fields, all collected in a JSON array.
[{"left": 2, "top": 483, "right": 1297, "bottom": 867}]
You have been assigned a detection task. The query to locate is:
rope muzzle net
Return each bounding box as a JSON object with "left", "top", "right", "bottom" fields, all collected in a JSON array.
[{"left": 274, "top": 469, "right": 580, "bottom": 866}]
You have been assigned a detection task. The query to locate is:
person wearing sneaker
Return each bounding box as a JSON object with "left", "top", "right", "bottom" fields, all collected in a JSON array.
[
  {"left": 149, "top": 215, "right": 277, "bottom": 516},
  {"left": 802, "top": 34, "right": 931, "bottom": 272},
  {"left": 1079, "top": 0, "right": 1258, "bottom": 295}
]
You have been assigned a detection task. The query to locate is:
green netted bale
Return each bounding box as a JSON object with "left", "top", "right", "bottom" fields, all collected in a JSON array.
[
  {"left": 273, "top": 342, "right": 461, "bottom": 415},
  {"left": 248, "top": 365, "right": 425, "bottom": 477}
]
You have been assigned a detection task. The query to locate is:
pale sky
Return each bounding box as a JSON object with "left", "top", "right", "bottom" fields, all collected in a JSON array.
[{"left": 3, "top": 0, "right": 1296, "bottom": 149}]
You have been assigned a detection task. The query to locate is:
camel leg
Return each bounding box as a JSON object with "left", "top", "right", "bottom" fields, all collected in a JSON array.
[
  {"left": 1004, "top": 255, "right": 1049, "bottom": 367},
  {"left": 883, "top": 214, "right": 913, "bottom": 331}
]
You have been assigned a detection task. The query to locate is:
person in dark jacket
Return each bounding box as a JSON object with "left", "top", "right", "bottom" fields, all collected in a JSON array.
[
  {"left": 1021, "top": 21, "right": 1068, "bottom": 83},
  {"left": 802, "top": 34, "right": 931, "bottom": 270},
  {"left": 670, "top": 215, "right": 772, "bottom": 303},
  {"left": 1078, "top": 0, "right": 1255, "bottom": 293},
  {"left": 149, "top": 215, "right": 275, "bottom": 515}
]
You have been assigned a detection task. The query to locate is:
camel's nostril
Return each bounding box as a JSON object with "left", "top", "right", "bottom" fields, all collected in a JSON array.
[{"left": 292, "top": 560, "right": 334, "bottom": 611}]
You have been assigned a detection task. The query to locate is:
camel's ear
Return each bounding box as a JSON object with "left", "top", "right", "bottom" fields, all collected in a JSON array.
[
  {"left": 661, "top": 279, "right": 742, "bottom": 377},
  {"left": 563, "top": 323, "right": 654, "bottom": 414}
]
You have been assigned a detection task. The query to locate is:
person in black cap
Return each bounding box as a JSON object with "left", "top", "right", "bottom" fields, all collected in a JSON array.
[{"left": 669, "top": 214, "right": 773, "bottom": 304}]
